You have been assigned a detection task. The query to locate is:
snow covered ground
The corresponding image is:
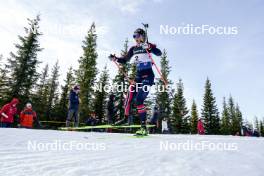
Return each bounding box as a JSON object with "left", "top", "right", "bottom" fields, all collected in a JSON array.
[{"left": 0, "top": 128, "right": 263, "bottom": 176}]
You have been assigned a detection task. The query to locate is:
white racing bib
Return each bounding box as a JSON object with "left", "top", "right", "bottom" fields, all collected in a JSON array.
[
  {"left": 132, "top": 53, "right": 152, "bottom": 64},
  {"left": 131, "top": 53, "right": 152, "bottom": 71}
]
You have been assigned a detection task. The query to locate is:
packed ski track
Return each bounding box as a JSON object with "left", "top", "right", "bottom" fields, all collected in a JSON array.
[{"left": 0, "top": 128, "right": 263, "bottom": 176}]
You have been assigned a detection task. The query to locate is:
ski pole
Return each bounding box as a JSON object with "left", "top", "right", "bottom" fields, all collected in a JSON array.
[
  {"left": 145, "top": 49, "right": 168, "bottom": 86},
  {"left": 142, "top": 23, "right": 168, "bottom": 86},
  {"left": 142, "top": 23, "right": 174, "bottom": 99},
  {"left": 113, "top": 60, "right": 128, "bottom": 78},
  {"left": 146, "top": 49, "right": 176, "bottom": 100},
  {"left": 142, "top": 23, "right": 149, "bottom": 43},
  {"left": 142, "top": 23, "right": 184, "bottom": 122},
  {"left": 112, "top": 60, "right": 134, "bottom": 85}
]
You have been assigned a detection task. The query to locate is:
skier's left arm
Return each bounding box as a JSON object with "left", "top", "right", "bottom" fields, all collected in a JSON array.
[{"left": 147, "top": 43, "right": 162, "bottom": 56}]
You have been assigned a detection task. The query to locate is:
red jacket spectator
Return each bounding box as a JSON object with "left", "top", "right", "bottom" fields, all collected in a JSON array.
[
  {"left": 197, "top": 119, "right": 205, "bottom": 135},
  {"left": 0, "top": 98, "right": 19, "bottom": 124},
  {"left": 20, "top": 103, "right": 37, "bottom": 128}
]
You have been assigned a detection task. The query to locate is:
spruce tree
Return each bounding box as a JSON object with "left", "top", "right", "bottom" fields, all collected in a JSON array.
[
  {"left": 228, "top": 96, "right": 243, "bottom": 135},
  {"left": 155, "top": 49, "right": 172, "bottom": 132},
  {"left": 112, "top": 39, "right": 129, "bottom": 121},
  {"left": 220, "top": 97, "right": 231, "bottom": 135},
  {"left": 260, "top": 119, "right": 264, "bottom": 137},
  {"left": 254, "top": 117, "right": 260, "bottom": 132},
  {"left": 171, "top": 79, "right": 189, "bottom": 134},
  {"left": 0, "top": 55, "right": 9, "bottom": 105},
  {"left": 0, "top": 54, "right": 3, "bottom": 69},
  {"left": 0, "top": 55, "right": 4, "bottom": 105},
  {"left": 201, "top": 78, "right": 220, "bottom": 134},
  {"left": 190, "top": 100, "right": 199, "bottom": 134},
  {"left": 0, "top": 55, "right": 3, "bottom": 103},
  {"left": 228, "top": 96, "right": 236, "bottom": 134},
  {"left": 52, "top": 93, "right": 61, "bottom": 121},
  {"left": 244, "top": 119, "right": 253, "bottom": 131},
  {"left": 93, "top": 66, "right": 110, "bottom": 124},
  {"left": 46, "top": 61, "right": 60, "bottom": 120},
  {"left": 234, "top": 104, "right": 243, "bottom": 135},
  {"left": 6, "top": 15, "right": 42, "bottom": 104},
  {"left": 0, "top": 55, "right": 4, "bottom": 81},
  {"left": 56, "top": 66, "right": 75, "bottom": 121},
  {"left": 32, "top": 64, "right": 49, "bottom": 120},
  {"left": 76, "top": 23, "right": 98, "bottom": 122}
]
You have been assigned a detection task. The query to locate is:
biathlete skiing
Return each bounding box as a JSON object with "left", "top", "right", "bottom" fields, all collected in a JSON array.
[{"left": 109, "top": 26, "right": 162, "bottom": 136}]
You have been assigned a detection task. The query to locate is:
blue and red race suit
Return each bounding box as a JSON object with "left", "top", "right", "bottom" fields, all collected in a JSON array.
[{"left": 116, "top": 43, "right": 162, "bottom": 124}]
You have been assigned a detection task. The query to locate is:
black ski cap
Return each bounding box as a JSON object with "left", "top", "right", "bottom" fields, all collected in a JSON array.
[
  {"left": 134, "top": 28, "right": 146, "bottom": 41},
  {"left": 134, "top": 28, "right": 145, "bottom": 35}
]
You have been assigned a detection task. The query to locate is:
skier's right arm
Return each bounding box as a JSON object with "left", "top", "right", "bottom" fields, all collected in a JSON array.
[{"left": 110, "top": 46, "right": 134, "bottom": 64}]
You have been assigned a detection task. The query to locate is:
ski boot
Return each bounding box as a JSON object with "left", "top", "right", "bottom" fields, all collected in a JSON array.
[{"left": 135, "top": 125, "right": 148, "bottom": 136}]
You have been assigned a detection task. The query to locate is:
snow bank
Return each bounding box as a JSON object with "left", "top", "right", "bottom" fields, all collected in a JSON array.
[{"left": 0, "top": 128, "right": 263, "bottom": 176}]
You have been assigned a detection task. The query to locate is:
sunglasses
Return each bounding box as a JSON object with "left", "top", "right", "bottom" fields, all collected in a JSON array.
[{"left": 133, "top": 33, "right": 141, "bottom": 39}]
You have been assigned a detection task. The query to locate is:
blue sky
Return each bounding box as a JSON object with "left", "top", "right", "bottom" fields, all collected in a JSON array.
[{"left": 0, "top": 0, "right": 263, "bottom": 121}]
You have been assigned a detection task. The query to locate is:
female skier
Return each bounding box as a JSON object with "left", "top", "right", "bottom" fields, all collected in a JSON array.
[{"left": 109, "top": 28, "right": 162, "bottom": 135}]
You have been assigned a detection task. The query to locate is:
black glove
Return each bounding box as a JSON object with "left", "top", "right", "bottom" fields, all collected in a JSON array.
[
  {"left": 141, "top": 42, "right": 156, "bottom": 51},
  {"left": 108, "top": 54, "right": 116, "bottom": 61}
]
